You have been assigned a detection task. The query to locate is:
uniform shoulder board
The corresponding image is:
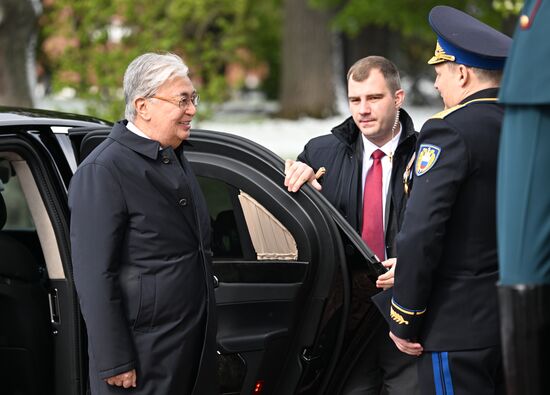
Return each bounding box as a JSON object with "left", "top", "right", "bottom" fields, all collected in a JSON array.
[
  {"left": 430, "top": 98, "right": 498, "bottom": 120},
  {"left": 430, "top": 104, "right": 465, "bottom": 119}
]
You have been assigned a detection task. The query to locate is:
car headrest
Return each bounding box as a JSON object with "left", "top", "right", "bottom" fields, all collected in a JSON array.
[
  {"left": 0, "top": 192, "right": 6, "bottom": 230},
  {"left": 0, "top": 165, "right": 9, "bottom": 184}
]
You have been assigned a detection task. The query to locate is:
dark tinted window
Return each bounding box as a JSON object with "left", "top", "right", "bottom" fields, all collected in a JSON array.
[
  {"left": 197, "top": 176, "right": 244, "bottom": 259},
  {"left": 197, "top": 176, "right": 299, "bottom": 262}
]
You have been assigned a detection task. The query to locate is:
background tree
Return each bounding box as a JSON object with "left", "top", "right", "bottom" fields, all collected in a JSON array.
[
  {"left": 312, "top": 0, "right": 521, "bottom": 104},
  {"left": 28, "top": 0, "right": 524, "bottom": 121},
  {"left": 278, "top": 0, "right": 336, "bottom": 119},
  {"left": 39, "top": 0, "right": 281, "bottom": 120},
  {"left": 0, "top": 0, "right": 41, "bottom": 107}
]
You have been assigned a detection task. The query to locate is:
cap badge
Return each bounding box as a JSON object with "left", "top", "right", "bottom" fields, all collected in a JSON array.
[
  {"left": 415, "top": 144, "right": 441, "bottom": 176},
  {"left": 428, "top": 41, "right": 456, "bottom": 64}
]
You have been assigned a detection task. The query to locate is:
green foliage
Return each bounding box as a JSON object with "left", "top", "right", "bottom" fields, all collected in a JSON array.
[
  {"left": 310, "top": 0, "right": 513, "bottom": 39},
  {"left": 493, "top": 0, "right": 524, "bottom": 17},
  {"left": 244, "top": 1, "right": 282, "bottom": 99},
  {"left": 306, "top": 0, "right": 520, "bottom": 106},
  {"left": 39, "top": 0, "right": 282, "bottom": 121}
]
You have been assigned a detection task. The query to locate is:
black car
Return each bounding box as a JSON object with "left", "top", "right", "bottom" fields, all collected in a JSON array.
[{"left": 0, "top": 107, "right": 386, "bottom": 395}]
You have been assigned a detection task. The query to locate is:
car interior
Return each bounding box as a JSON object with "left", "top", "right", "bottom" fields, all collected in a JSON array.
[
  {"left": 195, "top": 175, "right": 309, "bottom": 394},
  {"left": 0, "top": 124, "right": 355, "bottom": 394},
  {"left": 1, "top": 150, "right": 299, "bottom": 395},
  {"left": 0, "top": 157, "right": 55, "bottom": 395},
  {"left": 74, "top": 129, "right": 323, "bottom": 394}
]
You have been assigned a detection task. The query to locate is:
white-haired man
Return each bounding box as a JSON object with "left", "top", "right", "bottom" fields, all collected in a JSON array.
[{"left": 69, "top": 53, "right": 217, "bottom": 395}]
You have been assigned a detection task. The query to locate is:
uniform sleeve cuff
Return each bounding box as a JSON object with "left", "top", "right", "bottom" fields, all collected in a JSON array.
[{"left": 389, "top": 298, "right": 426, "bottom": 340}]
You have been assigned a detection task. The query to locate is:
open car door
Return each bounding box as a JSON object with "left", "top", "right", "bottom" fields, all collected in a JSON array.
[
  {"left": 0, "top": 123, "right": 90, "bottom": 395},
  {"left": 69, "top": 127, "right": 386, "bottom": 395}
]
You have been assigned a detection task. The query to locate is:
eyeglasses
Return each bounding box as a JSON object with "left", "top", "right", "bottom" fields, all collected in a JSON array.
[{"left": 151, "top": 93, "right": 200, "bottom": 109}]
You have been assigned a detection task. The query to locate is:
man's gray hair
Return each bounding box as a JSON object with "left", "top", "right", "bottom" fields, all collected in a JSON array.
[{"left": 123, "top": 53, "right": 189, "bottom": 121}]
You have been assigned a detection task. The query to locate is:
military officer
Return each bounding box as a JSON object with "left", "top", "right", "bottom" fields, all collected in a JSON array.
[
  {"left": 497, "top": 0, "right": 550, "bottom": 393},
  {"left": 375, "top": 6, "right": 512, "bottom": 394}
]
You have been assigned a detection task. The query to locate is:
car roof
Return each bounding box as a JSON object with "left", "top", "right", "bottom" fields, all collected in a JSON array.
[{"left": 0, "top": 106, "right": 112, "bottom": 129}]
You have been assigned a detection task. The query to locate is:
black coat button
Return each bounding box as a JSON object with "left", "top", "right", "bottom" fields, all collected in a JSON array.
[
  {"left": 179, "top": 198, "right": 188, "bottom": 206},
  {"left": 162, "top": 156, "right": 170, "bottom": 164}
]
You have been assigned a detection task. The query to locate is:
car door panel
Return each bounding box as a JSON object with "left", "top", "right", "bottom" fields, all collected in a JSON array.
[
  {"left": 0, "top": 134, "right": 85, "bottom": 395},
  {"left": 216, "top": 281, "right": 301, "bottom": 352},
  {"left": 184, "top": 133, "right": 352, "bottom": 394}
]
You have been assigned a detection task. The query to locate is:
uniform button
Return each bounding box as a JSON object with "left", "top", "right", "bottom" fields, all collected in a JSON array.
[
  {"left": 162, "top": 156, "right": 170, "bottom": 164},
  {"left": 520, "top": 14, "right": 529, "bottom": 29},
  {"left": 179, "top": 198, "right": 188, "bottom": 207}
]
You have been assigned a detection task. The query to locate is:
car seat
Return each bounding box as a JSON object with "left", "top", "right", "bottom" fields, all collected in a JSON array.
[
  {"left": 212, "top": 209, "right": 243, "bottom": 258},
  {"left": 0, "top": 191, "right": 53, "bottom": 394}
]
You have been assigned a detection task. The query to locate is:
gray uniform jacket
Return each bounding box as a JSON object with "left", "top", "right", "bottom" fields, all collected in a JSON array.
[{"left": 69, "top": 121, "right": 217, "bottom": 395}]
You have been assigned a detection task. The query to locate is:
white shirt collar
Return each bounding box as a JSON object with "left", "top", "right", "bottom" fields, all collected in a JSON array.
[
  {"left": 361, "top": 122, "right": 402, "bottom": 159},
  {"left": 126, "top": 121, "right": 151, "bottom": 140}
]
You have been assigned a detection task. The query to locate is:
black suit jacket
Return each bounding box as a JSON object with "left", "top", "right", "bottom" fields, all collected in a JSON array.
[{"left": 297, "top": 108, "right": 418, "bottom": 257}]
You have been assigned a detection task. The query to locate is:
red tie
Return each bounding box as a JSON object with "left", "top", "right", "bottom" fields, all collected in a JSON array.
[{"left": 361, "top": 149, "right": 385, "bottom": 261}]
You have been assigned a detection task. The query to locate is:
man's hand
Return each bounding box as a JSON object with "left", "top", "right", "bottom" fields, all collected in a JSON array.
[
  {"left": 284, "top": 159, "right": 322, "bottom": 192},
  {"left": 389, "top": 331, "right": 423, "bottom": 356},
  {"left": 376, "top": 258, "right": 396, "bottom": 289},
  {"left": 105, "top": 369, "right": 137, "bottom": 388}
]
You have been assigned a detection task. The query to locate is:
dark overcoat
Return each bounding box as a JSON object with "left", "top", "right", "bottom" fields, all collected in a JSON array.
[{"left": 69, "top": 121, "right": 217, "bottom": 395}]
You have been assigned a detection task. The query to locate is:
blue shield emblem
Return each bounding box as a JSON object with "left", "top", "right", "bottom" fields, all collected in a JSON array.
[{"left": 415, "top": 144, "right": 441, "bottom": 176}]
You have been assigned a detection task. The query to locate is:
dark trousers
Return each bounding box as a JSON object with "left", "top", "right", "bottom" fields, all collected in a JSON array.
[
  {"left": 418, "top": 346, "right": 504, "bottom": 395},
  {"left": 499, "top": 284, "right": 550, "bottom": 395},
  {"left": 342, "top": 324, "right": 419, "bottom": 395}
]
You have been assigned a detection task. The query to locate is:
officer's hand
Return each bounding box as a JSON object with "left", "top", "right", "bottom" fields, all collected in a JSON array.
[
  {"left": 284, "top": 160, "right": 322, "bottom": 192},
  {"left": 105, "top": 369, "right": 137, "bottom": 388},
  {"left": 376, "top": 258, "right": 396, "bottom": 289},
  {"left": 389, "top": 331, "right": 423, "bottom": 356}
]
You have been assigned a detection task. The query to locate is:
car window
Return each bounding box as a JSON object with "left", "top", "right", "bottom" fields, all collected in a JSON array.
[
  {"left": 1, "top": 169, "right": 35, "bottom": 230},
  {"left": 197, "top": 176, "right": 297, "bottom": 261}
]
